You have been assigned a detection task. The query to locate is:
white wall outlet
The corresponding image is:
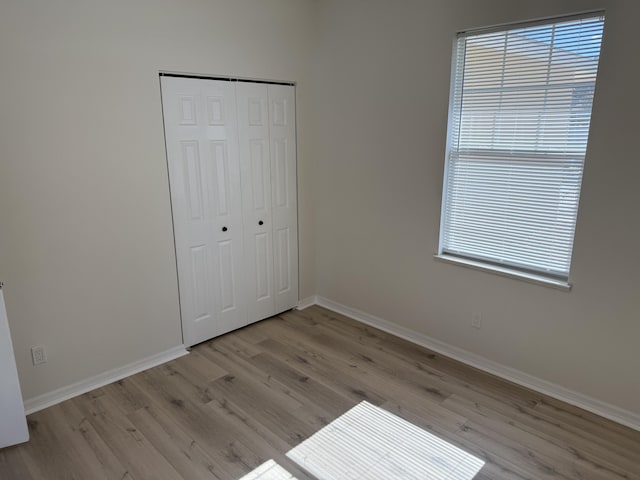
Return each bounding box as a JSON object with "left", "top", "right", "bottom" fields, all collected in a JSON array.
[
  {"left": 471, "top": 313, "right": 482, "bottom": 329},
  {"left": 31, "top": 345, "right": 47, "bottom": 365}
]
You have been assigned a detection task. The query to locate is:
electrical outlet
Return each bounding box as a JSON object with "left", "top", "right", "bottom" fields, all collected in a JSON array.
[
  {"left": 471, "top": 313, "right": 482, "bottom": 329},
  {"left": 31, "top": 346, "right": 47, "bottom": 365}
]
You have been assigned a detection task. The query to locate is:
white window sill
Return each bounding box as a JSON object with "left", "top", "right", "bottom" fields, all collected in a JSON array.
[{"left": 433, "top": 254, "right": 572, "bottom": 291}]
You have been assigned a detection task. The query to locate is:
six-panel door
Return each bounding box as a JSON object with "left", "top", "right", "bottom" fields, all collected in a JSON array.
[
  {"left": 161, "top": 76, "right": 298, "bottom": 346},
  {"left": 162, "top": 77, "right": 247, "bottom": 347},
  {"left": 236, "top": 82, "right": 278, "bottom": 323},
  {"left": 267, "top": 84, "right": 299, "bottom": 314}
]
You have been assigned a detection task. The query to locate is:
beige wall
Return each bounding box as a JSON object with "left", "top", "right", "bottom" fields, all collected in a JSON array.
[
  {"left": 0, "top": 0, "right": 317, "bottom": 400},
  {"left": 311, "top": 0, "right": 640, "bottom": 416},
  {"left": 2, "top": 0, "right": 638, "bottom": 420}
]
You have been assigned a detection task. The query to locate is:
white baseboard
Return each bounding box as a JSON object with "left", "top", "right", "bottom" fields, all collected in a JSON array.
[
  {"left": 23, "top": 345, "right": 189, "bottom": 415},
  {"left": 302, "top": 296, "right": 640, "bottom": 432},
  {"left": 296, "top": 295, "right": 318, "bottom": 311}
]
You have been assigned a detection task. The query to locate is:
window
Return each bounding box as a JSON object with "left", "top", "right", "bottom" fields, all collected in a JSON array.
[{"left": 438, "top": 12, "right": 605, "bottom": 286}]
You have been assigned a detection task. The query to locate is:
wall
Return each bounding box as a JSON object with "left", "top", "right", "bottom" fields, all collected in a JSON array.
[
  {"left": 311, "top": 0, "right": 640, "bottom": 416},
  {"left": 0, "top": 0, "right": 317, "bottom": 400},
  {"left": 2, "top": 0, "right": 638, "bottom": 423}
]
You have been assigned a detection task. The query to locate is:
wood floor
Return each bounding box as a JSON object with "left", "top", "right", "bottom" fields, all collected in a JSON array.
[{"left": 1, "top": 305, "right": 639, "bottom": 479}]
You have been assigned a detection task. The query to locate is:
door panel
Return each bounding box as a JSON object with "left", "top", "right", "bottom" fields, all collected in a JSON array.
[
  {"left": 249, "top": 139, "right": 268, "bottom": 210},
  {"left": 161, "top": 76, "right": 246, "bottom": 346},
  {"left": 162, "top": 78, "right": 216, "bottom": 346},
  {"left": 275, "top": 227, "right": 291, "bottom": 293},
  {"left": 216, "top": 240, "right": 236, "bottom": 311},
  {"left": 206, "top": 96, "right": 226, "bottom": 125},
  {"left": 211, "top": 141, "right": 230, "bottom": 215},
  {"left": 268, "top": 84, "right": 299, "bottom": 312},
  {"left": 237, "top": 83, "right": 276, "bottom": 322},
  {"left": 254, "top": 232, "right": 271, "bottom": 300},
  {"left": 181, "top": 140, "right": 205, "bottom": 220},
  {"left": 273, "top": 138, "right": 288, "bottom": 208},
  {"left": 178, "top": 95, "right": 198, "bottom": 125},
  {"left": 199, "top": 78, "right": 245, "bottom": 340},
  {"left": 190, "top": 244, "right": 212, "bottom": 322}
]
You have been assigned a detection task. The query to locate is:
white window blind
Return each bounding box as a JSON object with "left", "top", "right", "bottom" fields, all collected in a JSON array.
[{"left": 440, "top": 13, "right": 605, "bottom": 281}]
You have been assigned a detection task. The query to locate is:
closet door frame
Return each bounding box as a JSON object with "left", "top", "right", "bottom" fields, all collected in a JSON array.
[{"left": 160, "top": 73, "right": 299, "bottom": 347}]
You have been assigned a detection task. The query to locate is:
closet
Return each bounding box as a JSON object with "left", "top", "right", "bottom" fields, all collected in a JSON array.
[{"left": 161, "top": 76, "right": 298, "bottom": 347}]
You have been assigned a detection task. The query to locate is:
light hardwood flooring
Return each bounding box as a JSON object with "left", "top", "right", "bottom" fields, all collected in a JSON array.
[{"left": 1, "top": 305, "right": 639, "bottom": 479}]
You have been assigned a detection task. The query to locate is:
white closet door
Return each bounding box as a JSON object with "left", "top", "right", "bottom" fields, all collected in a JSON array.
[
  {"left": 161, "top": 77, "right": 246, "bottom": 347},
  {"left": 236, "top": 82, "right": 276, "bottom": 322},
  {"left": 268, "top": 84, "right": 299, "bottom": 313}
]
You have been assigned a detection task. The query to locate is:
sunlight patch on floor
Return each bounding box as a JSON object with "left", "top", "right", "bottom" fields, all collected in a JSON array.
[
  {"left": 286, "top": 401, "right": 484, "bottom": 480},
  {"left": 238, "top": 459, "right": 298, "bottom": 480}
]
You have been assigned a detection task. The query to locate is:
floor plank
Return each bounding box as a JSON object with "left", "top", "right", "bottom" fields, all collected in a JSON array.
[{"left": 1, "top": 305, "right": 638, "bottom": 479}]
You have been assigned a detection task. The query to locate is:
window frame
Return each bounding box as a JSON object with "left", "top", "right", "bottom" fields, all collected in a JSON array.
[{"left": 436, "top": 11, "right": 605, "bottom": 290}]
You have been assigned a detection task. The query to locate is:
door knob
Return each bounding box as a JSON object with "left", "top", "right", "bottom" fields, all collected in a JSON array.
[
  {"left": 258, "top": 220, "right": 264, "bottom": 226},
  {"left": 222, "top": 226, "right": 228, "bottom": 232}
]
